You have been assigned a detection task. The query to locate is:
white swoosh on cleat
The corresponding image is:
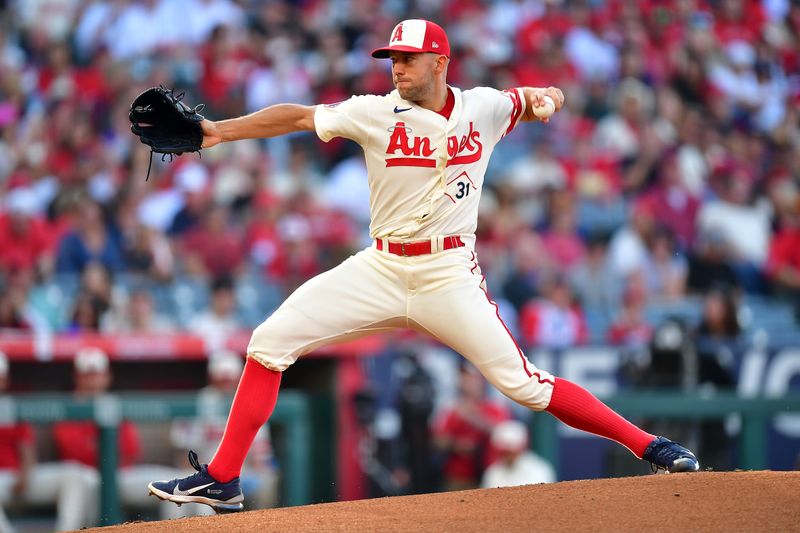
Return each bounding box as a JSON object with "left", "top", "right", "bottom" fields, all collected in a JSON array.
[{"left": 173, "top": 482, "right": 214, "bottom": 496}]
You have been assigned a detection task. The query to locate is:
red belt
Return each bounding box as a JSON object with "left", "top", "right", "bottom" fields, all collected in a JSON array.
[{"left": 376, "top": 235, "right": 466, "bottom": 256}]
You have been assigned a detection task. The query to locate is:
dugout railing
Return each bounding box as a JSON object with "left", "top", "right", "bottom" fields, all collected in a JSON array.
[
  {"left": 4, "top": 392, "right": 800, "bottom": 526},
  {"left": 0, "top": 391, "right": 311, "bottom": 525}
]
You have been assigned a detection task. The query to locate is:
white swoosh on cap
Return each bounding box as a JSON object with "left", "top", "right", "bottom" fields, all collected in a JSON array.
[{"left": 173, "top": 482, "right": 214, "bottom": 496}]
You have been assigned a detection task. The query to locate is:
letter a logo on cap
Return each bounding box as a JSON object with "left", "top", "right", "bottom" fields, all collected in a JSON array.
[
  {"left": 391, "top": 24, "right": 404, "bottom": 43},
  {"left": 371, "top": 19, "right": 450, "bottom": 59}
]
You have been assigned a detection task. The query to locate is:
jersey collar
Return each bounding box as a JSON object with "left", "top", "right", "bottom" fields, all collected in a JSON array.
[{"left": 389, "top": 86, "right": 462, "bottom": 126}]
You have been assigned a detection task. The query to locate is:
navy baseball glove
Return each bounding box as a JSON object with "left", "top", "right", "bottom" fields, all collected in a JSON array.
[{"left": 129, "top": 86, "right": 205, "bottom": 179}]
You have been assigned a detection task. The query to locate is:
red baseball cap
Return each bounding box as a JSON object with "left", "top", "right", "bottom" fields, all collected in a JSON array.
[{"left": 371, "top": 19, "right": 450, "bottom": 58}]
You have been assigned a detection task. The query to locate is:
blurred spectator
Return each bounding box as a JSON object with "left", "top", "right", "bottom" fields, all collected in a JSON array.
[
  {"left": 670, "top": 45, "right": 710, "bottom": 110},
  {"left": 324, "top": 154, "right": 370, "bottom": 229},
  {"left": 694, "top": 286, "right": 742, "bottom": 471},
  {"left": 0, "top": 350, "right": 99, "bottom": 532},
  {"left": 264, "top": 142, "right": 324, "bottom": 203},
  {"left": 120, "top": 224, "right": 174, "bottom": 282},
  {"left": 608, "top": 272, "right": 653, "bottom": 349},
  {"left": 0, "top": 188, "right": 54, "bottom": 278},
  {"left": 434, "top": 365, "right": 510, "bottom": 491},
  {"left": 79, "top": 261, "right": 113, "bottom": 309},
  {"left": 687, "top": 228, "right": 741, "bottom": 294},
  {"left": 539, "top": 191, "right": 586, "bottom": 270},
  {"left": 564, "top": 3, "right": 619, "bottom": 81},
  {"left": 568, "top": 233, "right": 620, "bottom": 318},
  {"left": 500, "top": 231, "right": 549, "bottom": 313},
  {"left": 179, "top": 203, "right": 244, "bottom": 279},
  {"left": 648, "top": 157, "right": 701, "bottom": 250},
  {"left": 244, "top": 191, "right": 286, "bottom": 280},
  {"left": 708, "top": 40, "right": 761, "bottom": 117},
  {"left": 167, "top": 162, "right": 212, "bottom": 237},
  {"left": 0, "top": 0, "right": 795, "bottom": 397},
  {"left": 766, "top": 199, "right": 800, "bottom": 317},
  {"left": 519, "top": 274, "right": 588, "bottom": 350},
  {"left": 101, "top": 288, "right": 176, "bottom": 334},
  {"left": 170, "top": 351, "right": 277, "bottom": 510},
  {"left": 55, "top": 198, "right": 125, "bottom": 275},
  {"left": 643, "top": 228, "right": 688, "bottom": 300},
  {"left": 506, "top": 144, "right": 568, "bottom": 219},
  {"left": 275, "top": 207, "right": 322, "bottom": 291},
  {"left": 697, "top": 287, "right": 742, "bottom": 341},
  {"left": 187, "top": 275, "right": 242, "bottom": 351},
  {"left": 696, "top": 169, "right": 769, "bottom": 291},
  {"left": 65, "top": 262, "right": 114, "bottom": 333},
  {"left": 0, "top": 280, "right": 33, "bottom": 331},
  {"left": 0, "top": 270, "right": 48, "bottom": 333},
  {"left": 52, "top": 347, "right": 186, "bottom": 520},
  {"left": 66, "top": 290, "right": 106, "bottom": 333},
  {"left": 593, "top": 79, "right": 652, "bottom": 164},
  {"left": 198, "top": 24, "right": 250, "bottom": 116},
  {"left": 480, "top": 419, "right": 555, "bottom": 488},
  {"left": 608, "top": 197, "right": 656, "bottom": 280}
]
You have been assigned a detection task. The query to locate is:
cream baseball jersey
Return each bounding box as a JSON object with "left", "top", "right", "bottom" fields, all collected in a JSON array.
[{"left": 314, "top": 86, "right": 527, "bottom": 240}]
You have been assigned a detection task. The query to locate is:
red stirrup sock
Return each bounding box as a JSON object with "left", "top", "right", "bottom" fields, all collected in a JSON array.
[
  {"left": 545, "top": 377, "right": 655, "bottom": 458},
  {"left": 208, "top": 358, "right": 282, "bottom": 482}
]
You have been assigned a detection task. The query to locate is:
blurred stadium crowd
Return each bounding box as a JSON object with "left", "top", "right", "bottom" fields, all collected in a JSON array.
[
  {"left": 1, "top": 0, "right": 799, "bottom": 349},
  {"left": 1, "top": 0, "right": 799, "bottom": 528}
]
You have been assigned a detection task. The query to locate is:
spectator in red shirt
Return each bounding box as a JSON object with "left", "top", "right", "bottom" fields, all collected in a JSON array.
[
  {"left": 608, "top": 272, "right": 654, "bottom": 349},
  {"left": 0, "top": 350, "right": 99, "bottom": 532},
  {"left": 199, "top": 24, "right": 251, "bottom": 117},
  {"left": 52, "top": 348, "right": 141, "bottom": 468},
  {"left": 649, "top": 155, "right": 701, "bottom": 250},
  {"left": 52, "top": 348, "right": 187, "bottom": 520},
  {"left": 244, "top": 191, "right": 287, "bottom": 280},
  {"left": 179, "top": 203, "right": 245, "bottom": 279},
  {"left": 434, "top": 365, "right": 510, "bottom": 491},
  {"left": 519, "top": 274, "right": 588, "bottom": 350},
  {"left": 0, "top": 188, "right": 54, "bottom": 278},
  {"left": 539, "top": 191, "right": 586, "bottom": 270},
  {"left": 766, "top": 203, "right": 800, "bottom": 316}
]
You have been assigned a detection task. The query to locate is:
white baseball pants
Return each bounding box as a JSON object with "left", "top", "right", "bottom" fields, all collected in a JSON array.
[{"left": 248, "top": 243, "right": 555, "bottom": 410}]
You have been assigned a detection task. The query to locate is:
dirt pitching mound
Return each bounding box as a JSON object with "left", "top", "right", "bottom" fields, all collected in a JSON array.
[{"left": 90, "top": 471, "right": 799, "bottom": 533}]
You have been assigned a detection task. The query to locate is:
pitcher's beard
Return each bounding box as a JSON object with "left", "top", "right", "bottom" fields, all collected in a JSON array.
[
  {"left": 397, "top": 85, "right": 424, "bottom": 102},
  {"left": 396, "top": 80, "right": 432, "bottom": 103}
]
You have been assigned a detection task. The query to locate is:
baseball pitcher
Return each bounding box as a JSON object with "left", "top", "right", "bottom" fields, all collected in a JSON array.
[{"left": 146, "top": 19, "right": 699, "bottom": 512}]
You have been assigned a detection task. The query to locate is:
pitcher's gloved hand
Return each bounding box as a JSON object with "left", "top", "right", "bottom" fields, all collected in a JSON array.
[{"left": 129, "top": 86, "right": 205, "bottom": 179}]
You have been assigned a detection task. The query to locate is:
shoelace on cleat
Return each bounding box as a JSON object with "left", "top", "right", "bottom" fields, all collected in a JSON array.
[{"left": 188, "top": 449, "right": 203, "bottom": 472}]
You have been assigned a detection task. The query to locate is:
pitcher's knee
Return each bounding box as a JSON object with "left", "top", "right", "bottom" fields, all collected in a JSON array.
[
  {"left": 247, "top": 348, "right": 295, "bottom": 373},
  {"left": 247, "top": 321, "right": 298, "bottom": 372},
  {"left": 476, "top": 359, "right": 556, "bottom": 411},
  {"left": 501, "top": 380, "right": 554, "bottom": 411}
]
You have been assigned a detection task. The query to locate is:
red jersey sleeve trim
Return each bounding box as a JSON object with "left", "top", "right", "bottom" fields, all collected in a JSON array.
[{"left": 502, "top": 88, "right": 525, "bottom": 137}]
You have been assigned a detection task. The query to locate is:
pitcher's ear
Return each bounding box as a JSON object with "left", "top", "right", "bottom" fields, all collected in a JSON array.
[{"left": 435, "top": 54, "right": 449, "bottom": 73}]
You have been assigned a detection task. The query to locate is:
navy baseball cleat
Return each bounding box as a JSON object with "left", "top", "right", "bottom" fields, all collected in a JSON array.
[
  {"left": 643, "top": 436, "right": 700, "bottom": 473},
  {"left": 148, "top": 450, "right": 244, "bottom": 512}
]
